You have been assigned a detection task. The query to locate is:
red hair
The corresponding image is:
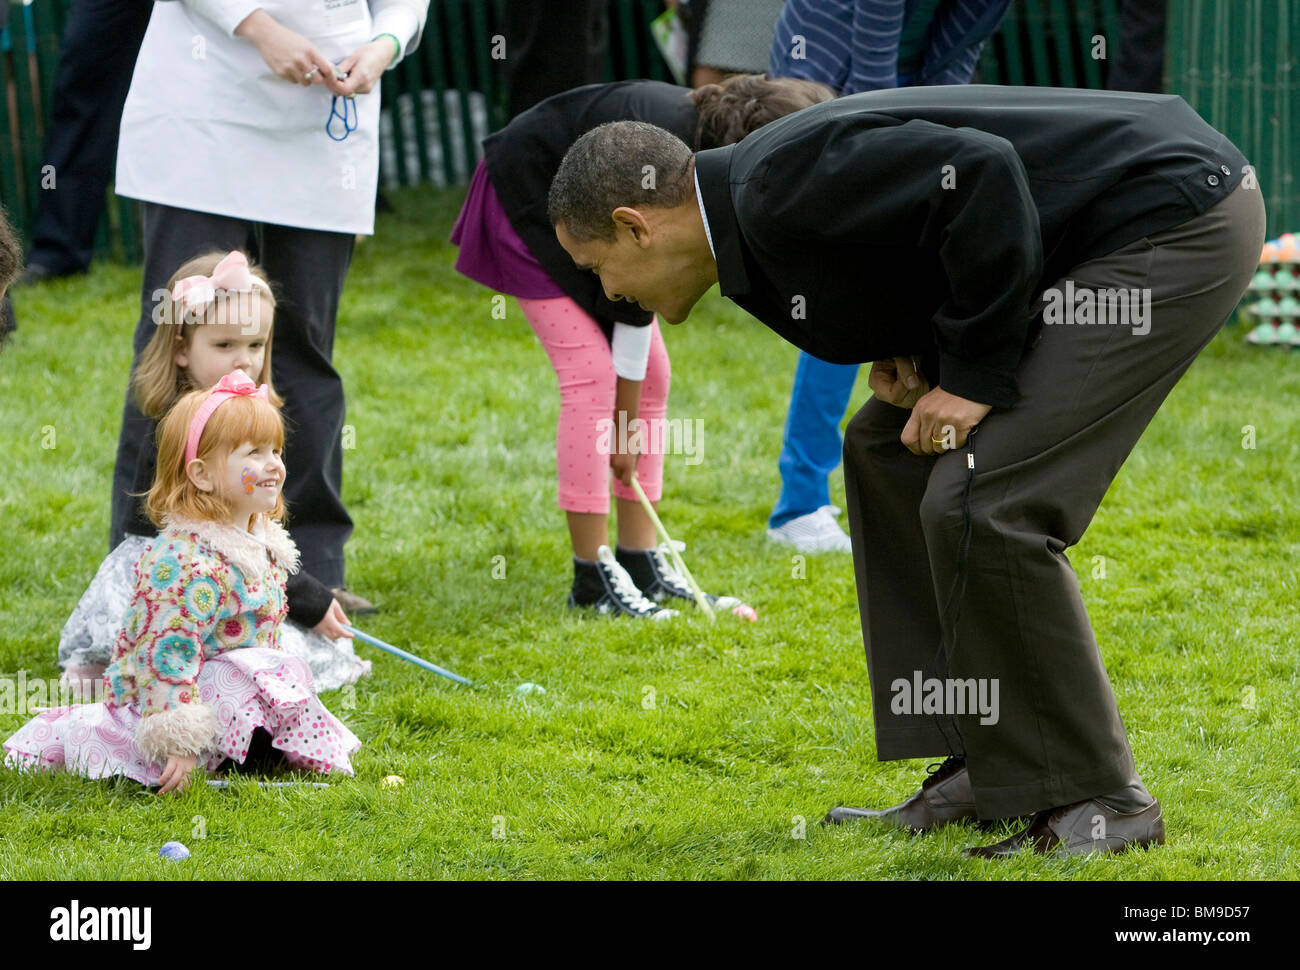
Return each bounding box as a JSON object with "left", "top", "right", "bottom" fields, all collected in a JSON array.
[{"left": 146, "top": 386, "right": 287, "bottom": 528}]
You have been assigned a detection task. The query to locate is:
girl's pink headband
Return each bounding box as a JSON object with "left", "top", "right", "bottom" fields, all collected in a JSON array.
[
  {"left": 171, "top": 250, "right": 271, "bottom": 319},
  {"left": 186, "top": 370, "right": 270, "bottom": 465}
]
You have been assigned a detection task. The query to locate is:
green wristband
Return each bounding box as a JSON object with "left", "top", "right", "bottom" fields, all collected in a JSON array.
[{"left": 375, "top": 32, "right": 401, "bottom": 67}]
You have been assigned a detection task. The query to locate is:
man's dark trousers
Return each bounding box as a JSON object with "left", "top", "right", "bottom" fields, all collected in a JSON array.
[
  {"left": 842, "top": 181, "right": 1265, "bottom": 819},
  {"left": 109, "top": 202, "right": 355, "bottom": 587},
  {"left": 27, "top": 0, "right": 153, "bottom": 275}
]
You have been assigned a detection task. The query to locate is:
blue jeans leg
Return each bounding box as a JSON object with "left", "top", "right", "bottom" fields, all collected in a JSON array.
[{"left": 769, "top": 352, "right": 860, "bottom": 528}]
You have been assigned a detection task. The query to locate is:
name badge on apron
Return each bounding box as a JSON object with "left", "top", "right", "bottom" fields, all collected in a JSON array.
[{"left": 321, "top": 0, "right": 367, "bottom": 35}]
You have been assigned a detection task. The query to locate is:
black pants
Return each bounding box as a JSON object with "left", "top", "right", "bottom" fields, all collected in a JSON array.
[
  {"left": 27, "top": 0, "right": 153, "bottom": 275},
  {"left": 1108, "top": 0, "right": 1168, "bottom": 94},
  {"left": 504, "top": 0, "right": 608, "bottom": 119},
  {"left": 842, "top": 182, "right": 1265, "bottom": 819},
  {"left": 110, "top": 203, "right": 356, "bottom": 587}
]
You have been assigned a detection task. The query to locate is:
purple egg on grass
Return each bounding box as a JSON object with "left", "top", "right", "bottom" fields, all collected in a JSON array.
[{"left": 159, "top": 841, "right": 191, "bottom": 861}]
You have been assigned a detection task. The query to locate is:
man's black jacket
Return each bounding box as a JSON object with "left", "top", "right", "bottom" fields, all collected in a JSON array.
[{"left": 694, "top": 85, "right": 1250, "bottom": 406}]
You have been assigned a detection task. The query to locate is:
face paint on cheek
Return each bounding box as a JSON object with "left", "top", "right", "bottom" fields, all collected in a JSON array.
[{"left": 241, "top": 468, "right": 256, "bottom": 495}]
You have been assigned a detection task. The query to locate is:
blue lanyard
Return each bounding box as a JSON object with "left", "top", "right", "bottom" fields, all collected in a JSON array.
[
  {"left": 327, "top": 94, "right": 357, "bottom": 141},
  {"left": 326, "top": 62, "right": 357, "bottom": 141}
]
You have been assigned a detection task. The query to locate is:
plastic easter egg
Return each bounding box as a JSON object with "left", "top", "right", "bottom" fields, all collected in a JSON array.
[
  {"left": 159, "top": 841, "right": 190, "bottom": 861},
  {"left": 381, "top": 774, "right": 404, "bottom": 788},
  {"left": 1254, "top": 297, "right": 1279, "bottom": 318},
  {"left": 731, "top": 604, "right": 758, "bottom": 622},
  {"left": 1248, "top": 270, "right": 1275, "bottom": 292}
]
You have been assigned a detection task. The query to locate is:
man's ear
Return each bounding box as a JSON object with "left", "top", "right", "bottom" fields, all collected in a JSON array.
[
  {"left": 186, "top": 458, "right": 215, "bottom": 493},
  {"left": 612, "top": 206, "right": 652, "bottom": 246}
]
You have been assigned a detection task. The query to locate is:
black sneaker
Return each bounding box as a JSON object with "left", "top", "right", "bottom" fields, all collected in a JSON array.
[
  {"left": 568, "top": 545, "right": 678, "bottom": 620},
  {"left": 615, "top": 544, "right": 743, "bottom": 610},
  {"left": 215, "top": 727, "right": 288, "bottom": 776}
]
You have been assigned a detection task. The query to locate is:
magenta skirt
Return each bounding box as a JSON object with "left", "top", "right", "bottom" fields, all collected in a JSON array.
[{"left": 450, "top": 158, "right": 567, "bottom": 299}]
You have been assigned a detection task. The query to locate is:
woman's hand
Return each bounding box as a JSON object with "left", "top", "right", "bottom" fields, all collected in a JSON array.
[
  {"left": 333, "top": 39, "right": 399, "bottom": 96},
  {"left": 900, "top": 386, "right": 992, "bottom": 456},
  {"left": 868, "top": 356, "right": 930, "bottom": 409},
  {"left": 157, "top": 753, "right": 199, "bottom": 795},
  {"left": 235, "top": 9, "right": 347, "bottom": 92},
  {"left": 312, "top": 599, "right": 353, "bottom": 641}
]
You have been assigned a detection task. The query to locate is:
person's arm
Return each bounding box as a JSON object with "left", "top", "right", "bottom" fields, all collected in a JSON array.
[
  {"left": 750, "top": 117, "right": 1043, "bottom": 408},
  {"left": 608, "top": 322, "right": 653, "bottom": 486},
  {"left": 174, "top": 3, "right": 344, "bottom": 90},
  {"left": 285, "top": 569, "right": 334, "bottom": 628},
  {"left": 369, "top": 0, "right": 429, "bottom": 68},
  {"left": 331, "top": 0, "right": 428, "bottom": 96},
  {"left": 285, "top": 569, "right": 353, "bottom": 639}
]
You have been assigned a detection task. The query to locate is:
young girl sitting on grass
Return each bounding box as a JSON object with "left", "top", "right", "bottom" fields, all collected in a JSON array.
[
  {"left": 58, "top": 250, "right": 369, "bottom": 695},
  {"left": 5, "top": 371, "right": 361, "bottom": 793}
]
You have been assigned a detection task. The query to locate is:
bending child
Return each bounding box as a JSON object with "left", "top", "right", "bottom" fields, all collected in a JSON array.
[{"left": 451, "top": 75, "right": 831, "bottom": 617}]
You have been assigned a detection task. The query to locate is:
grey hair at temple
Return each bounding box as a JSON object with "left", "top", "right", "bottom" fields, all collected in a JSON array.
[{"left": 548, "top": 121, "right": 694, "bottom": 244}]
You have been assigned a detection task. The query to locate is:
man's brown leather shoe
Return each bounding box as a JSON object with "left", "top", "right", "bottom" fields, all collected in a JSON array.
[
  {"left": 331, "top": 586, "right": 378, "bottom": 615},
  {"left": 964, "top": 797, "right": 1165, "bottom": 858},
  {"left": 823, "top": 757, "right": 977, "bottom": 833}
]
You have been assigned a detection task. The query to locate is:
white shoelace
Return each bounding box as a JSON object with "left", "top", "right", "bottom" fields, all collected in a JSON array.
[
  {"left": 650, "top": 547, "right": 686, "bottom": 588},
  {"left": 598, "top": 548, "right": 660, "bottom": 613}
]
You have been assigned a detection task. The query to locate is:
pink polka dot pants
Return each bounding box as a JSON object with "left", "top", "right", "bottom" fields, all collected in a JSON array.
[{"left": 517, "top": 296, "right": 669, "bottom": 515}]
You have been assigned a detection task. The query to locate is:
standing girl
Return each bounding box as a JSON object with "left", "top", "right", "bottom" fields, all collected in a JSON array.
[
  {"left": 109, "top": 0, "right": 429, "bottom": 613},
  {"left": 59, "top": 250, "right": 369, "bottom": 694},
  {"left": 6, "top": 371, "right": 361, "bottom": 793},
  {"left": 451, "top": 75, "right": 831, "bottom": 617}
]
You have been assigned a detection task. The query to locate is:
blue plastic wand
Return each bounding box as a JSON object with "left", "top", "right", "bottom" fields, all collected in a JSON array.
[{"left": 343, "top": 625, "right": 472, "bottom": 686}]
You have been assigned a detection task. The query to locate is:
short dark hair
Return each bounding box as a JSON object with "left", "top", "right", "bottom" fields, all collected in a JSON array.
[
  {"left": 548, "top": 121, "right": 693, "bottom": 243},
  {"left": 0, "top": 203, "right": 22, "bottom": 291}
]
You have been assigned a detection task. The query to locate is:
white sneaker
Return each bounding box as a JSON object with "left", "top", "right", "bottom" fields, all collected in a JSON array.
[{"left": 766, "top": 505, "right": 852, "bottom": 553}]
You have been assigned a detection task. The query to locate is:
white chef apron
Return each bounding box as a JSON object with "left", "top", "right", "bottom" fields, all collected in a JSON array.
[{"left": 116, "top": 0, "right": 381, "bottom": 235}]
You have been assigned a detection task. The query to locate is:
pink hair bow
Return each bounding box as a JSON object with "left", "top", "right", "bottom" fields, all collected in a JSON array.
[
  {"left": 171, "top": 250, "right": 270, "bottom": 318},
  {"left": 186, "top": 369, "right": 271, "bottom": 465}
]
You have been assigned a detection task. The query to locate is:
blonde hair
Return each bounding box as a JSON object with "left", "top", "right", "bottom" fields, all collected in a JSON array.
[
  {"left": 132, "top": 251, "right": 283, "bottom": 419},
  {"left": 146, "top": 386, "right": 287, "bottom": 529}
]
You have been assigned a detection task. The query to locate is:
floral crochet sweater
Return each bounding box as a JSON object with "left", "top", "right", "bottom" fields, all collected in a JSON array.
[{"left": 103, "top": 515, "right": 300, "bottom": 763}]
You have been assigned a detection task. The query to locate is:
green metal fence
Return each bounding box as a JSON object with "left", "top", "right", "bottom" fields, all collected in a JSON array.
[
  {"left": 1, "top": 0, "right": 1294, "bottom": 264},
  {"left": 976, "top": 0, "right": 1122, "bottom": 87},
  {"left": 1165, "top": 0, "right": 1297, "bottom": 238}
]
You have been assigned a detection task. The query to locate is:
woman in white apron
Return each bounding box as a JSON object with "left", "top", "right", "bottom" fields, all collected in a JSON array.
[{"left": 109, "top": 0, "right": 428, "bottom": 611}]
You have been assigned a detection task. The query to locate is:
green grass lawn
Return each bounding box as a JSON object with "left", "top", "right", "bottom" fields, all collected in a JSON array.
[{"left": 1, "top": 186, "right": 1296, "bottom": 880}]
